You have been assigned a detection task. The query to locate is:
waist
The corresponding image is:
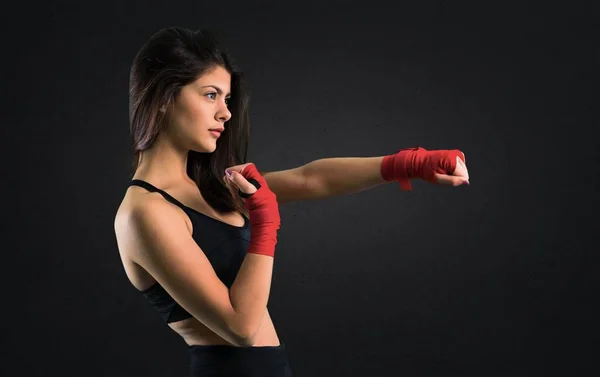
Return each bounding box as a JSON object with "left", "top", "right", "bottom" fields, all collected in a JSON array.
[
  {"left": 189, "top": 342, "right": 286, "bottom": 352},
  {"left": 170, "top": 311, "right": 280, "bottom": 346}
]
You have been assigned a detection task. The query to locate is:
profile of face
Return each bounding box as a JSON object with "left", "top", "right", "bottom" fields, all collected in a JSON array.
[{"left": 164, "top": 65, "right": 232, "bottom": 153}]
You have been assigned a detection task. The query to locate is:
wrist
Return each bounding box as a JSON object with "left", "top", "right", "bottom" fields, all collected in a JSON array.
[{"left": 380, "top": 148, "right": 421, "bottom": 190}]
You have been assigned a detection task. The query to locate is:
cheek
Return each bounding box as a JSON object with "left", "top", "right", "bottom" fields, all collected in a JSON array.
[
  {"left": 188, "top": 98, "right": 212, "bottom": 122},
  {"left": 175, "top": 98, "right": 209, "bottom": 127}
]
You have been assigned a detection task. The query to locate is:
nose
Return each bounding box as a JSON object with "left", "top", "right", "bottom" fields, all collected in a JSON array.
[{"left": 216, "top": 103, "right": 232, "bottom": 123}]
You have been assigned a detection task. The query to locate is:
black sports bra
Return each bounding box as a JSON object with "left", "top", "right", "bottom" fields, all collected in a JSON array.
[{"left": 128, "top": 179, "right": 251, "bottom": 323}]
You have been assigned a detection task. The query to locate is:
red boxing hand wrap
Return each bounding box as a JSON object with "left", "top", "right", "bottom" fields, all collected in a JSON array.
[
  {"left": 239, "top": 163, "right": 281, "bottom": 258},
  {"left": 380, "top": 146, "right": 465, "bottom": 190}
]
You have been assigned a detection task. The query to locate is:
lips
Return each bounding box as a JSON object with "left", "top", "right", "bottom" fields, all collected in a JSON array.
[
  {"left": 209, "top": 128, "right": 224, "bottom": 136},
  {"left": 209, "top": 128, "right": 224, "bottom": 138}
]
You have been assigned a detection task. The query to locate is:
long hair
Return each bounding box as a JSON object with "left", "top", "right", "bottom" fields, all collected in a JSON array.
[{"left": 128, "top": 27, "right": 250, "bottom": 216}]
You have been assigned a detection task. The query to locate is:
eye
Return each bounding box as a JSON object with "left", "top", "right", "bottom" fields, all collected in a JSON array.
[{"left": 205, "top": 92, "right": 230, "bottom": 106}]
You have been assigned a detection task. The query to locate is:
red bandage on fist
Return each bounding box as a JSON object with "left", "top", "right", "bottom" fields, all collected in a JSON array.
[
  {"left": 380, "top": 147, "right": 465, "bottom": 190},
  {"left": 239, "top": 163, "right": 281, "bottom": 257}
]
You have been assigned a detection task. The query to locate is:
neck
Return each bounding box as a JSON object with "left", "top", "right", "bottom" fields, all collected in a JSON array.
[{"left": 133, "top": 134, "right": 192, "bottom": 187}]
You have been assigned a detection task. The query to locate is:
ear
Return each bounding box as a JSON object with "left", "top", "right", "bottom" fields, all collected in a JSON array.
[{"left": 160, "top": 98, "right": 175, "bottom": 114}]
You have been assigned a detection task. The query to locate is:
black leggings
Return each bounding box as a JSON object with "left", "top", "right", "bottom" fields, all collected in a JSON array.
[{"left": 188, "top": 342, "right": 293, "bottom": 377}]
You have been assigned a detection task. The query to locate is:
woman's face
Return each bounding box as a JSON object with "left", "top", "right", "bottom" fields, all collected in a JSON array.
[{"left": 166, "top": 65, "right": 232, "bottom": 153}]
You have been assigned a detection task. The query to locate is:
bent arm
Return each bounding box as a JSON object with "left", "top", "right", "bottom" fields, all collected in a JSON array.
[{"left": 115, "top": 198, "right": 273, "bottom": 346}]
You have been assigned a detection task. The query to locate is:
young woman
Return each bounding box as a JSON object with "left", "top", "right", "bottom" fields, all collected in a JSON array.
[{"left": 114, "top": 27, "right": 469, "bottom": 377}]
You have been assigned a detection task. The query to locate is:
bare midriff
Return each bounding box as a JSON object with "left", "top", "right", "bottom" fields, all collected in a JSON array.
[{"left": 168, "top": 309, "right": 281, "bottom": 346}]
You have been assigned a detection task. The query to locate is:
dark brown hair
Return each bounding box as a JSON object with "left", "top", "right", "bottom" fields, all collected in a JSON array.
[{"left": 129, "top": 27, "right": 250, "bottom": 216}]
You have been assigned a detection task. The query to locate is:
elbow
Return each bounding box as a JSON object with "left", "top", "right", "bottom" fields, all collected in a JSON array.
[
  {"left": 230, "top": 320, "right": 260, "bottom": 347},
  {"left": 234, "top": 334, "right": 256, "bottom": 347},
  {"left": 228, "top": 330, "right": 256, "bottom": 347}
]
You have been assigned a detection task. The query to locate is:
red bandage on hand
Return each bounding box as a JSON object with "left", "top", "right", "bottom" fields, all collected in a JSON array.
[
  {"left": 239, "top": 163, "right": 281, "bottom": 257},
  {"left": 380, "top": 146, "right": 466, "bottom": 190}
]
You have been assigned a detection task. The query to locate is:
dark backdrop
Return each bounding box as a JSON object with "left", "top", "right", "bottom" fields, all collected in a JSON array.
[{"left": 5, "top": 1, "right": 599, "bottom": 376}]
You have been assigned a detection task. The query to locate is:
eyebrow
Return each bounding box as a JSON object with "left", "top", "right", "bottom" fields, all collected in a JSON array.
[{"left": 200, "top": 85, "right": 231, "bottom": 97}]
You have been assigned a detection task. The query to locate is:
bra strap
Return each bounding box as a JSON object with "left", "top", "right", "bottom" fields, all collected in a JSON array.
[{"left": 129, "top": 179, "right": 188, "bottom": 212}]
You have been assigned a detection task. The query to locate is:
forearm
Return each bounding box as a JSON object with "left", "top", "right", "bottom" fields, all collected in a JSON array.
[
  {"left": 229, "top": 253, "right": 274, "bottom": 345},
  {"left": 302, "top": 156, "right": 387, "bottom": 198}
]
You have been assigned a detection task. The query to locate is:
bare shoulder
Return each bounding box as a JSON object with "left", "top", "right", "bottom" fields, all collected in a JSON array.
[{"left": 114, "top": 187, "right": 189, "bottom": 262}]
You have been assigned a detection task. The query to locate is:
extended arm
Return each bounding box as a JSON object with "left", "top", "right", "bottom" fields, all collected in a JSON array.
[{"left": 262, "top": 147, "right": 469, "bottom": 204}]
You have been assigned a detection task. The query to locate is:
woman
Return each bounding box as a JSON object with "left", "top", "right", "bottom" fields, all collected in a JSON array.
[{"left": 114, "top": 27, "right": 469, "bottom": 377}]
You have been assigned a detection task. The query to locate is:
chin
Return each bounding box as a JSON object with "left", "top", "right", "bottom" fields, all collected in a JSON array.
[{"left": 191, "top": 141, "right": 217, "bottom": 154}]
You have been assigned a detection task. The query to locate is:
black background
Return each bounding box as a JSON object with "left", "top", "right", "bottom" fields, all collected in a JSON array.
[{"left": 5, "top": 1, "right": 599, "bottom": 376}]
